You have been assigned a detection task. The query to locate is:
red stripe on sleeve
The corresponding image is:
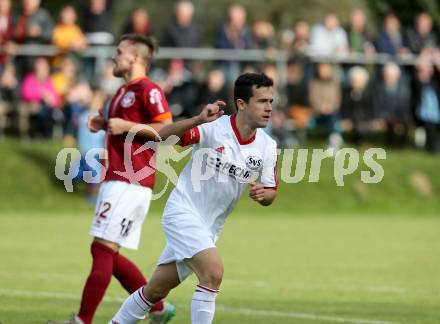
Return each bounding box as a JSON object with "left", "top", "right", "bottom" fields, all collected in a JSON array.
[
  {"left": 180, "top": 127, "right": 200, "bottom": 146},
  {"left": 264, "top": 160, "right": 279, "bottom": 191}
]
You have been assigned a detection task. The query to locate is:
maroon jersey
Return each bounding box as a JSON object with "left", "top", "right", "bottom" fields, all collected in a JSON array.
[{"left": 104, "top": 77, "right": 172, "bottom": 188}]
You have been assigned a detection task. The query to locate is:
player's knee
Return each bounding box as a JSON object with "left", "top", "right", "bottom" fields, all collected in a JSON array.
[{"left": 202, "top": 266, "right": 224, "bottom": 288}]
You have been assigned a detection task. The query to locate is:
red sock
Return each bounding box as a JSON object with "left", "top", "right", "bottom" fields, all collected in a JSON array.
[
  {"left": 78, "top": 241, "right": 115, "bottom": 324},
  {"left": 113, "top": 253, "right": 164, "bottom": 312},
  {"left": 113, "top": 253, "right": 147, "bottom": 293}
]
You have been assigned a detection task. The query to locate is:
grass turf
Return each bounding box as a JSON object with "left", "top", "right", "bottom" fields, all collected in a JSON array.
[{"left": 1, "top": 212, "right": 439, "bottom": 323}]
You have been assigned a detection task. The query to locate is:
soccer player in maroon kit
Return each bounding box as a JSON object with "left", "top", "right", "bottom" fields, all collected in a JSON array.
[{"left": 49, "top": 34, "right": 175, "bottom": 324}]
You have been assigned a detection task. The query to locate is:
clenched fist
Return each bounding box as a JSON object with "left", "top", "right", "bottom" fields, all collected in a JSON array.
[{"left": 197, "top": 100, "right": 226, "bottom": 124}]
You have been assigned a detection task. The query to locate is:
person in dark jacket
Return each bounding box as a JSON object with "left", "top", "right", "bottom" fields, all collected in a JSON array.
[
  {"left": 342, "top": 66, "right": 373, "bottom": 144},
  {"left": 215, "top": 4, "right": 252, "bottom": 83},
  {"left": 374, "top": 62, "right": 412, "bottom": 147},
  {"left": 162, "top": 1, "right": 199, "bottom": 48},
  {"left": 405, "top": 12, "right": 437, "bottom": 55},
  {"left": 375, "top": 12, "right": 408, "bottom": 56}
]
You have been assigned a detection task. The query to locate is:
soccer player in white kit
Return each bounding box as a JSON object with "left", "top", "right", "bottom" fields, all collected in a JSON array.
[{"left": 110, "top": 73, "right": 278, "bottom": 324}]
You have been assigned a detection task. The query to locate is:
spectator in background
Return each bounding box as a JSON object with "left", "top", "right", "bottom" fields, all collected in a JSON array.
[
  {"left": 196, "top": 68, "right": 230, "bottom": 115},
  {"left": 342, "top": 66, "right": 373, "bottom": 144},
  {"left": 291, "top": 20, "right": 310, "bottom": 55},
  {"left": 19, "top": 57, "right": 61, "bottom": 139},
  {"left": 122, "top": 7, "right": 151, "bottom": 36},
  {"left": 0, "top": 0, "right": 14, "bottom": 69},
  {"left": 51, "top": 56, "right": 78, "bottom": 144},
  {"left": 283, "top": 21, "right": 312, "bottom": 139},
  {"left": 375, "top": 13, "right": 409, "bottom": 57},
  {"left": 215, "top": 4, "right": 252, "bottom": 83},
  {"left": 80, "top": 0, "right": 114, "bottom": 81},
  {"left": 286, "top": 58, "right": 309, "bottom": 107},
  {"left": 263, "top": 64, "right": 297, "bottom": 148},
  {"left": 82, "top": 0, "right": 114, "bottom": 45},
  {"left": 156, "top": 58, "right": 196, "bottom": 118},
  {"left": 0, "top": 62, "right": 17, "bottom": 138},
  {"left": 262, "top": 64, "right": 281, "bottom": 105},
  {"left": 286, "top": 19, "right": 313, "bottom": 105},
  {"left": 162, "top": 0, "right": 200, "bottom": 72},
  {"left": 251, "top": 20, "right": 275, "bottom": 50},
  {"left": 346, "top": 8, "right": 375, "bottom": 55},
  {"left": 413, "top": 58, "right": 440, "bottom": 153},
  {"left": 162, "top": 1, "right": 199, "bottom": 48},
  {"left": 270, "top": 110, "right": 298, "bottom": 148},
  {"left": 76, "top": 88, "right": 106, "bottom": 202},
  {"left": 309, "top": 11, "right": 348, "bottom": 56},
  {"left": 405, "top": 12, "right": 437, "bottom": 56},
  {"left": 13, "top": 0, "right": 54, "bottom": 76},
  {"left": 64, "top": 81, "right": 92, "bottom": 141},
  {"left": 281, "top": 20, "right": 310, "bottom": 55},
  {"left": 216, "top": 4, "right": 252, "bottom": 50},
  {"left": 13, "top": 0, "right": 54, "bottom": 44},
  {"left": 308, "top": 62, "right": 343, "bottom": 150},
  {"left": 374, "top": 62, "right": 411, "bottom": 148},
  {"left": 252, "top": 20, "right": 276, "bottom": 70},
  {"left": 51, "top": 56, "right": 78, "bottom": 105},
  {"left": 286, "top": 58, "right": 311, "bottom": 140},
  {"left": 52, "top": 5, "right": 87, "bottom": 53}
]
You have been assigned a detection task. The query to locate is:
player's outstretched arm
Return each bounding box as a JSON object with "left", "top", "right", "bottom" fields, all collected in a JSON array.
[
  {"left": 249, "top": 182, "right": 277, "bottom": 206},
  {"left": 106, "top": 117, "right": 172, "bottom": 139},
  {"left": 156, "top": 100, "right": 226, "bottom": 142}
]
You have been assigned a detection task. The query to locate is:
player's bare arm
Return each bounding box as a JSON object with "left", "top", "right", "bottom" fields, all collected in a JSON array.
[
  {"left": 249, "top": 182, "right": 277, "bottom": 206},
  {"left": 106, "top": 117, "right": 173, "bottom": 138},
  {"left": 156, "top": 100, "right": 226, "bottom": 142}
]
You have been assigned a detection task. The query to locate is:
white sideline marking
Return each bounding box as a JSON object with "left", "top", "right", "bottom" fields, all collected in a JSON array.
[
  {"left": 0, "top": 288, "right": 398, "bottom": 324},
  {"left": 0, "top": 271, "right": 410, "bottom": 295},
  {"left": 215, "top": 305, "right": 398, "bottom": 324}
]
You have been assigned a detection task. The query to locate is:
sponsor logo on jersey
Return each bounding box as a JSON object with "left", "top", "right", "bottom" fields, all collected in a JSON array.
[
  {"left": 215, "top": 146, "right": 225, "bottom": 154},
  {"left": 121, "top": 91, "right": 136, "bottom": 108},
  {"left": 245, "top": 156, "right": 263, "bottom": 171},
  {"left": 208, "top": 156, "right": 252, "bottom": 181}
]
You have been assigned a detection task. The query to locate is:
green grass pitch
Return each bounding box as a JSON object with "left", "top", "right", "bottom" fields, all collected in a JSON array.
[{"left": 1, "top": 212, "right": 440, "bottom": 323}]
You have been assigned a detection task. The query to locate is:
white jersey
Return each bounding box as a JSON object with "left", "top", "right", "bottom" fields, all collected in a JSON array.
[{"left": 164, "top": 115, "right": 278, "bottom": 237}]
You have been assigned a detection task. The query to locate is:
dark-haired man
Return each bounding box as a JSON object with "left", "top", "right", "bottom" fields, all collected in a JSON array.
[
  {"left": 49, "top": 34, "right": 175, "bottom": 324},
  {"left": 109, "top": 72, "right": 278, "bottom": 324}
]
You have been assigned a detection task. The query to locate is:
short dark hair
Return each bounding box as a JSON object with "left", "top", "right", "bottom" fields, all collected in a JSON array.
[
  {"left": 120, "top": 34, "right": 159, "bottom": 65},
  {"left": 234, "top": 72, "right": 273, "bottom": 108}
]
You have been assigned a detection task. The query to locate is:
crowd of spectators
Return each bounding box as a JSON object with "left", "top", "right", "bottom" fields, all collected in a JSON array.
[{"left": 1, "top": 0, "right": 440, "bottom": 154}]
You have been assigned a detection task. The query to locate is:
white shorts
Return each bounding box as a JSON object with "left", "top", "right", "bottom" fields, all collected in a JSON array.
[
  {"left": 90, "top": 181, "right": 152, "bottom": 250},
  {"left": 158, "top": 211, "right": 217, "bottom": 282}
]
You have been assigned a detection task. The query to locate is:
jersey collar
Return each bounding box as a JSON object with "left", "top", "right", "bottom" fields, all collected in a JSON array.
[
  {"left": 125, "top": 76, "right": 148, "bottom": 86},
  {"left": 230, "top": 114, "right": 256, "bottom": 145}
]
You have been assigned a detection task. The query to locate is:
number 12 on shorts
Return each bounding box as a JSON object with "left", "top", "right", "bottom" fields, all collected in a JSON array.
[
  {"left": 120, "top": 218, "right": 133, "bottom": 237},
  {"left": 95, "top": 201, "right": 111, "bottom": 225}
]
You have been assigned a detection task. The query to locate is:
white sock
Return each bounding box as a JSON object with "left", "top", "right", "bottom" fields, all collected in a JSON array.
[
  {"left": 109, "top": 287, "right": 153, "bottom": 324},
  {"left": 191, "top": 284, "right": 219, "bottom": 324}
]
